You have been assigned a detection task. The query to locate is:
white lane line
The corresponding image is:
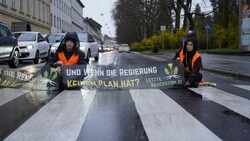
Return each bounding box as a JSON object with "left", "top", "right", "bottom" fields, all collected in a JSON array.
[
  {"left": 5, "top": 89, "right": 96, "bottom": 141},
  {"left": 0, "top": 88, "right": 30, "bottom": 106},
  {"left": 130, "top": 89, "right": 221, "bottom": 141},
  {"left": 189, "top": 86, "right": 250, "bottom": 119},
  {"left": 232, "top": 84, "right": 250, "bottom": 91}
]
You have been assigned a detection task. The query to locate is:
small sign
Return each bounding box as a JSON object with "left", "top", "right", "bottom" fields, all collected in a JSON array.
[
  {"left": 204, "top": 23, "right": 211, "bottom": 29},
  {"left": 161, "top": 25, "right": 166, "bottom": 31},
  {"left": 180, "top": 38, "right": 187, "bottom": 42}
]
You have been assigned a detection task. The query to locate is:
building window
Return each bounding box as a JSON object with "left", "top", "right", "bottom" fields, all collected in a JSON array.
[
  {"left": 47, "top": 5, "right": 49, "bottom": 23},
  {"left": 59, "top": 0, "right": 61, "bottom": 10},
  {"left": 38, "top": 1, "right": 40, "bottom": 19},
  {"left": 20, "top": 0, "right": 23, "bottom": 11},
  {"left": 0, "top": 0, "right": 6, "bottom": 5},
  {"left": 61, "top": 1, "right": 63, "bottom": 11},
  {"left": 32, "top": 0, "right": 36, "bottom": 17},
  {"left": 54, "top": 15, "right": 56, "bottom": 27},
  {"left": 56, "top": 0, "right": 58, "bottom": 8},
  {"left": 51, "top": 14, "right": 53, "bottom": 26},
  {"left": 63, "top": 3, "right": 65, "bottom": 13},
  {"left": 42, "top": 3, "right": 45, "bottom": 21},
  {"left": 57, "top": 17, "right": 59, "bottom": 28},
  {"left": 11, "top": 0, "right": 15, "bottom": 8},
  {"left": 54, "top": 0, "right": 55, "bottom": 6},
  {"left": 27, "top": 0, "right": 30, "bottom": 15}
]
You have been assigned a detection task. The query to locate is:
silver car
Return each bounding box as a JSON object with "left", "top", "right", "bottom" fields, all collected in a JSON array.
[
  {"left": 119, "top": 44, "right": 130, "bottom": 53},
  {"left": 0, "top": 22, "right": 20, "bottom": 68},
  {"left": 13, "top": 32, "right": 50, "bottom": 64}
]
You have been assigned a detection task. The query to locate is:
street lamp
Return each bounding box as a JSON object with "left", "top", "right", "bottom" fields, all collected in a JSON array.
[{"left": 160, "top": 25, "right": 166, "bottom": 51}]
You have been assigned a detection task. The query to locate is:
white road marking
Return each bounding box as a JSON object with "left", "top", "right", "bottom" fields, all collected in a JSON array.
[
  {"left": 232, "top": 84, "right": 250, "bottom": 91},
  {"left": 130, "top": 89, "right": 221, "bottom": 141},
  {"left": 5, "top": 89, "right": 96, "bottom": 141},
  {"left": 0, "top": 88, "right": 30, "bottom": 106},
  {"left": 189, "top": 86, "right": 250, "bottom": 119}
]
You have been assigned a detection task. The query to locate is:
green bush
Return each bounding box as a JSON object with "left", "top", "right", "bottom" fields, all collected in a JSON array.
[
  {"left": 130, "top": 42, "right": 141, "bottom": 51},
  {"left": 151, "top": 45, "right": 159, "bottom": 53},
  {"left": 212, "top": 23, "right": 239, "bottom": 49}
]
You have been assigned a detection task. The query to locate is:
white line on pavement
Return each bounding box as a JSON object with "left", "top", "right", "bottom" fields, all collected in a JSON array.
[
  {"left": 0, "top": 88, "right": 30, "bottom": 106},
  {"left": 232, "top": 84, "right": 250, "bottom": 91},
  {"left": 130, "top": 89, "right": 221, "bottom": 141},
  {"left": 189, "top": 86, "right": 250, "bottom": 119},
  {"left": 5, "top": 89, "right": 96, "bottom": 141}
]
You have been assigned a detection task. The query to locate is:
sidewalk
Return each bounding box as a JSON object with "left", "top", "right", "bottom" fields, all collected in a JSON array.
[{"left": 137, "top": 52, "right": 250, "bottom": 80}]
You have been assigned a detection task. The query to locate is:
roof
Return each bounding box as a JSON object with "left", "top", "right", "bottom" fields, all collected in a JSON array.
[
  {"left": 84, "top": 17, "right": 102, "bottom": 30},
  {"left": 77, "top": 0, "right": 85, "bottom": 8},
  {"left": 13, "top": 31, "right": 40, "bottom": 34}
]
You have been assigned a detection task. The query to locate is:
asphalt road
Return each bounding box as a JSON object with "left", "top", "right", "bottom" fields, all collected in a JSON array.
[{"left": 1, "top": 51, "right": 250, "bottom": 141}]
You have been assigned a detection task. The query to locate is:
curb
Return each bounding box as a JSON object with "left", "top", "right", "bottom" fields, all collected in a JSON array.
[
  {"left": 203, "top": 68, "right": 250, "bottom": 81},
  {"left": 206, "top": 51, "right": 250, "bottom": 56}
]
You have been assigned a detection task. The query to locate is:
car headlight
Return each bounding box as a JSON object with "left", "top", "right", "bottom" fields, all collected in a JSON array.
[
  {"left": 27, "top": 45, "right": 33, "bottom": 50},
  {"left": 80, "top": 46, "right": 86, "bottom": 51},
  {"left": 51, "top": 46, "right": 58, "bottom": 50}
]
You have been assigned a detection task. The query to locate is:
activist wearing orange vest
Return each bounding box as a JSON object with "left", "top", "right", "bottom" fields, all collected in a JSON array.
[
  {"left": 175, "top": 37, "right": 204, "bottom": 87},
  {"left": 49, "top": 32, "right": 86, "bottom": 66}
]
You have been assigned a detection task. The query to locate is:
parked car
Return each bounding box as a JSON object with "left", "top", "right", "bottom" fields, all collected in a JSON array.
[
  {"left": 45, "top": 33, "right": 66, "bottom": 47},
  {"left": 13, "top": 32, "right": 50, "bottom": 64},
  {"left": 119, "top": 44, "right": 130, "bottom": 53},
  {"left": 0, "top": 22, "right": 20, "bottom": 68},
  {"left": 50, "top": 32, "right": 99, "bottom": 62}
]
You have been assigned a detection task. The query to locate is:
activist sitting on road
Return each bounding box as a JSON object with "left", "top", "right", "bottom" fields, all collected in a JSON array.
[
  {"left": 49, "top": 32, "right": 86, "bottom": 66},
  {"left": 174, "top": 37, "right": 204, "bottom": 87}
]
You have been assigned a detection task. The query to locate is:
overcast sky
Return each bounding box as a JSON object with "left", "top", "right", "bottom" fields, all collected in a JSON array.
[
  {"left": 81, "top": 0, "right": 116, "bottom": 37},
  {"left": 81, "top": 0, "right": 211, "bottom": 37}
]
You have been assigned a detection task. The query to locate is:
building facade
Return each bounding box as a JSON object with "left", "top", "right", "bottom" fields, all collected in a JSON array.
[
  {"left": 50, "top": 0, "right": 71, "bottom": 33},
  {"left": 70, "top": 0, "right": 84, "bottom": 32},
  {"left": 83, "top": 17, "right": 102, "bottom": 43},
  {"left": 0, "top": 0, "right": 50, "bottom": 33}
]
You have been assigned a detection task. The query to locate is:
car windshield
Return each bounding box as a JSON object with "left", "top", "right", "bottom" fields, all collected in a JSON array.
[
  {"left": 15, "top": 33, "right": 36, "bottom": 41},
  {"left": 46, "top": 34, "right": 65, "bottom": 43},
  {"left": 120, "top": 44, "right": 129, "bottom": 47},
  {"left": 77, "top": 33, "right": 88, "bottom": 42}
]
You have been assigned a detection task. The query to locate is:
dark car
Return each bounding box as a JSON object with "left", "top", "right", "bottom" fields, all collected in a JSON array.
[{"left": 0, "top": 22, "right": 20, "bottom": 68}]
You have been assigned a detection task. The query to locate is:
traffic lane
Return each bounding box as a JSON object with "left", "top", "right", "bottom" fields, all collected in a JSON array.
[
  {"left": 118, "top": 52, "right": 157, "bottom": 65},
  {"left": 201, "top": 53, "right": 250, "bottom": 63},
  {"left": 149, "top": 52, "right": 250, "bottom": 77},
  {"left": 96, "top": 51, "right": 119, "bottom": 65},
  {"left": 77, "top": 90, "right": 148, "bottom": 141},
  {"left": 0, "top": 90, "right": 59, "bottom": 141}
]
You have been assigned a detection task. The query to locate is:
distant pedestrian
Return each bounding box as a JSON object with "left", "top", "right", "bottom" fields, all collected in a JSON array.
[
  {"left": 174, "top": 37, "right": 204, "bottom": 87},
  {"left": 187, "top": 27, "right": 196, "bottom": 39}
]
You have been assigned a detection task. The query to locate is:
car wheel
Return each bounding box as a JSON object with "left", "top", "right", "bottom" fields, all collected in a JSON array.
[
  {"left": 86, "top": 50, "right": 90, "bottom": 63},
  {"left": 33, "top": 51, "right": 39, "bottom": 64},
  {"left": 45, "top": 49, "right": 50, "bottom": 62},
  {"left": 94, "top": 51, "right": 99, "bottom": 61},
  {"left": 8, "top": 50, "right": 19, "bottom": 68}
]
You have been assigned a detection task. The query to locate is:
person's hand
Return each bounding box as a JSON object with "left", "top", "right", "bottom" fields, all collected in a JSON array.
[
  {"left": 55, "top": 61, "right": 63, "bottom": 66},
  {"left": 185, "top": 81, "right": 190, "bottom": 87}
]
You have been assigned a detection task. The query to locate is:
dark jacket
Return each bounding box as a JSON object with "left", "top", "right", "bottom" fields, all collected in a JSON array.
[
  {"left": 49, "top": 32, "right": 86, "bottom": 65},
  {"left": 174, "top": 37, "right": 202, "bottom": 84}
]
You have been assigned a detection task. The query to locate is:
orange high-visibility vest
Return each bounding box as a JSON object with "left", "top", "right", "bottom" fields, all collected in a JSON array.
[
  {"left": 179, "top": 49, "right": 204, "bottom": 83},
  {"left": 58, "top": 52, "right": 79, "bottom": 65}
]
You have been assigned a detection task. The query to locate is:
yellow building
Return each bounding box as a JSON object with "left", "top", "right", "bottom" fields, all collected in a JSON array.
[{"left": 0, "top": 0, "right": 50, "bottom": 33}]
